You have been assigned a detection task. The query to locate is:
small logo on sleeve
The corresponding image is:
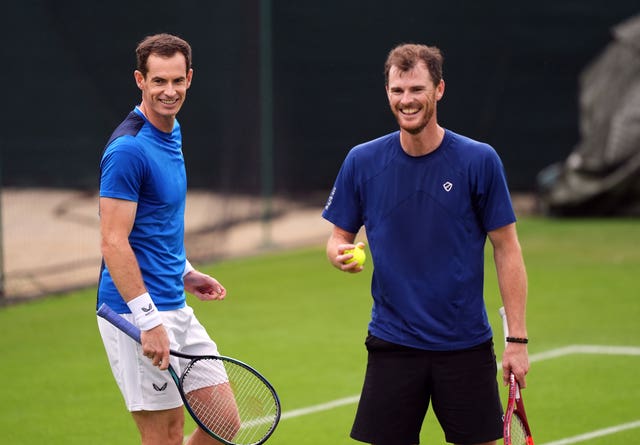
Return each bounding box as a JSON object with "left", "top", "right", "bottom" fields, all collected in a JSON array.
[
  {"left": 324, "top": 186, "right": 336, "bottom": 211},
  {"left": 443, "top": 181, "right": 453, "bottom": 192}
]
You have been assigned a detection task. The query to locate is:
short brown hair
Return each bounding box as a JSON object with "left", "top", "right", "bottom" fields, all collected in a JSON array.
[
  {"left": 384, "top": 43, "right": 443, "bottom": 86},
  {"left": 135, "top": 33, "right": 192, "bottom": 77}
]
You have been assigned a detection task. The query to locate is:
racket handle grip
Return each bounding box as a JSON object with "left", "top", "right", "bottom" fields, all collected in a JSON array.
[
  {"left": 499, "top": 306, "right": 509, "bottom": 345},
  {"left": 97, "top": 303, "right": 142, "bottom": 344}
]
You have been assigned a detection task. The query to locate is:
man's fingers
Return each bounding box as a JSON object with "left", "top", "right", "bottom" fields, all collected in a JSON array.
[
  {"left": 517, "top": 374, "right": 527, "bottom": 389},
  {"left": 158, "top": 351, "right": 170, "bottom": 370}
]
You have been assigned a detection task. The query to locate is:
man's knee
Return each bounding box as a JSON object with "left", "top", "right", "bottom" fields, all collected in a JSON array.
[{"left": 134, "top": 407, "right": 185, "bottom": 445}]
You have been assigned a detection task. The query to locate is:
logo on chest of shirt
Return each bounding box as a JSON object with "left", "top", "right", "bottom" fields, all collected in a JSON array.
[{"left": 442, "top": 181, "right": 453, "bottom": 192}]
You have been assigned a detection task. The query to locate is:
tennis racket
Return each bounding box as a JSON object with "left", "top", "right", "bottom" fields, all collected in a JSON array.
[
  {"left": 97, "top": 303, "right": 281, "bottom": 445},
  {"left": 499, "top": 306, "right": 534, "bottom": 445}
]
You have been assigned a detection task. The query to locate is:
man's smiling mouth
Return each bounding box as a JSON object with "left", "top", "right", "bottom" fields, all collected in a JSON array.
[{"left": 400, "top": 107, "right": 420, "bottom": 115}]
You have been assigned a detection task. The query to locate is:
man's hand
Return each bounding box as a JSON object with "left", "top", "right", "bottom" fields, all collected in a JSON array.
[
  {"left": 184, "top": 270, "right": 226, "bottom": 301},
  {"left": 140, "top": 324, "right": 171, "bottom": 370},
  {"left": 502, "top": 342, "right": 529, "bottom": 388},
  {"left": 334, "top": 242, "right": 366, "bottom": 273}
]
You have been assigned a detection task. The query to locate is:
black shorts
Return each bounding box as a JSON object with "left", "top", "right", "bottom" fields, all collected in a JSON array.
[{"left": 350, "top": 335, "right": 503, "bottom": 445}]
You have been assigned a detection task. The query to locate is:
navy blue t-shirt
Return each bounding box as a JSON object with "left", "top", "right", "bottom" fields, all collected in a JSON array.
[
  {"left": 322, "top": 129, "right": 516, "bottom": 350},
  {"left": 98, "top": 107, "right": 188, "bottom": 313}
]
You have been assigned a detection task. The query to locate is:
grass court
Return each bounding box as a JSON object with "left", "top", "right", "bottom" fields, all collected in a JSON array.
[{"left": 1, "top": 217, "right": 639, "bottom": 444}]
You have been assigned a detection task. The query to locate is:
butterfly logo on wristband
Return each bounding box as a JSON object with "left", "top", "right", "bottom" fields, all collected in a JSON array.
[{"left": 141, "top": 304, "right": 154, "bottom": 314}]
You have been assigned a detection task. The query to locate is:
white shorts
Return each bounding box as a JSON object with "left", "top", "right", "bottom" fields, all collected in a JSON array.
[{"left": 97, "top": 305, "right": 221, "bottom": 412}]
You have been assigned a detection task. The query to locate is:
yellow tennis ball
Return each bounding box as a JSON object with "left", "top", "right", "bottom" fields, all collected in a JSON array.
[{"left": 344, "top": 245, "right": 366, "bottom": 267}]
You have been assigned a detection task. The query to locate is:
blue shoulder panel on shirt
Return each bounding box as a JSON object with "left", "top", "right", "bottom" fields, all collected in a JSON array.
[{"left": 104, "top": 111, "right": 145, "bottom": 150}]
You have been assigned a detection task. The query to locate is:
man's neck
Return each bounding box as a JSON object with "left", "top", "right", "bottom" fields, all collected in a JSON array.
[
  {"left": 138, "top": 103, "right": 176, "bottom": 133},
  {"left": 399, "top": 122, "right": 445, "bottom": 157}
]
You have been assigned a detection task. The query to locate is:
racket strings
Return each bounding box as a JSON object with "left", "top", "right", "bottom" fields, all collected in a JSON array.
[
  {"left": 226, "top": 363, "right": 279, "bottom": 442},
  {"left": 183, "top": 358, "right": 279, "bottom": 445},
  {"left": 187, "top": 390, "right": 241, "bottom": 440},
  {"left": 508, "top": 413, "right": 528, "bottom": 445}
]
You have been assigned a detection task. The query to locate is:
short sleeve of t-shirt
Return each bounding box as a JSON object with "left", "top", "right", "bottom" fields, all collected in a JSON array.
[
  {"left": 322, "top": 151, "right": 363, "bottom": 234},
  {"left": 100, "top": 137, "right": 147, "bottom": 203}
]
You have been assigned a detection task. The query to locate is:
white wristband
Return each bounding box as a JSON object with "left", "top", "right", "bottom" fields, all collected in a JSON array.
[
  {"left": 127, "top": 292, "right": 162, "bottom": 331},
  {"left": 183, "top": 259, "right": 195, "bottom": 278}
]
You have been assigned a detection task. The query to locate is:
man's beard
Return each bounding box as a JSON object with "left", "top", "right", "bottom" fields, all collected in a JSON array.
[{"left": 396, "top": 107, "right": 434, "bottom": 135}]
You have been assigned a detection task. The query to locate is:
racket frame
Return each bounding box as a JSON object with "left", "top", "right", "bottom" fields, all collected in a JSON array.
[{"left": 499, "top": 307, "right": 534, "bottom": 445}]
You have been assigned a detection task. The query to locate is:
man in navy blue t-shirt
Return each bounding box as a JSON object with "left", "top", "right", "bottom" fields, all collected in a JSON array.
[{"left": 323, "top": 43, "right": 530, "bottom": 445}]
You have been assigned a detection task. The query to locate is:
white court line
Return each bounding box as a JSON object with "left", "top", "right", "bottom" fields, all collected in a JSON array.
[
  {"left": 497, "top": 344, "right": 640, "bottom": 369},
  {"left": 279, "top": 344, "right": 640, "bottom": 442},
  {"left": 540, "top": 420, "right": 640, "bottom": 445},
  {"left": 280, "top": 395, "right": 360, "bottom": 420}
]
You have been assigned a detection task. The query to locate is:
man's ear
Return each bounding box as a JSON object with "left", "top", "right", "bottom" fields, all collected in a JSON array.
[
  {"left": 436, "top": 79, "right": 445, "bottom": 101},
  {"left": 134, "top": 70, "right": 145, "bottom": 90},
  {"left": 186, "top": 68, "right": 193, "bottom": 89}
]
